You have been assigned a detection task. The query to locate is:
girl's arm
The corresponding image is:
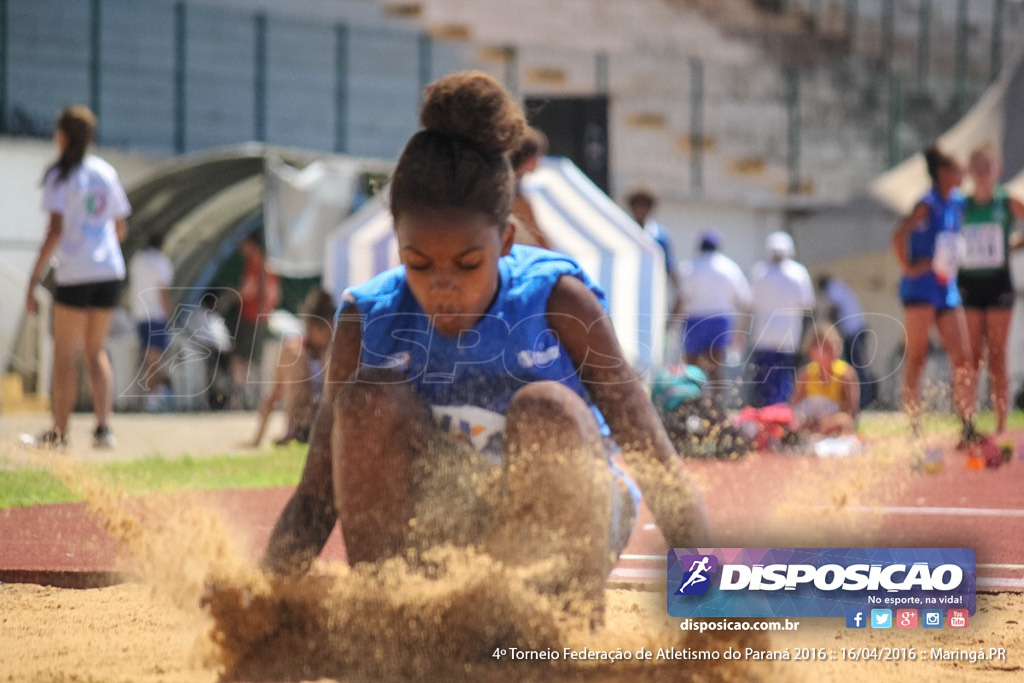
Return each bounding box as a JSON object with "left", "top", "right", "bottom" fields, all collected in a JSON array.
[
  {"left": 261, "top": 303, "right": 360, "bottom": 575},
  {"left": 115, "top": 217, "right": 128, "bottom": 243},
  {"left": 891, "top": 202, "right": 932, "bottom": 278},
  {"left": 25, "top": 213, "right": 63, "bottom": 314},
  {"left": 1009, "top": 198, "right": 1024, "bottom": 250},
  {"left": 547, "top": 275, "right": 711, "bottom": 549}
]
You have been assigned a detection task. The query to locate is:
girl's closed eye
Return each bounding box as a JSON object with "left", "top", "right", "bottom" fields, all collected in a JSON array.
[{"left": 405, "top": 258, "right": 432, "bottom": 272}]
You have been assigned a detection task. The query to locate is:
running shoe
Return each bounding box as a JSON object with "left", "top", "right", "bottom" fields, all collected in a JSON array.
[
  {"left": 21, "top": 429, "right": 67, "bottom": 450},
  {"left": 955, "top": 422, "right": 987, "bottom": 451},
  {"left": 92, "top": 425, "right": 116, "bottom": 449}
]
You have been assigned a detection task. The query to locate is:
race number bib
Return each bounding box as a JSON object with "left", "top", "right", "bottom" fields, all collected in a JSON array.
[
  {"left": 932, "top": 232, "right": 966, "bottom": 283},
  {"left": 960, "top": 222, "right": 1005, "bottom": 270},
  {"left": 431, "top": 405, "right": 507, "bottom": 462}
]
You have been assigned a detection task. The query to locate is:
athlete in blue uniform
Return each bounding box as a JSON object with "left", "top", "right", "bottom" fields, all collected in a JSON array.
[
  {"left": 262, "top": 71, "right": 709, "bottom": 618},
  {"left": 891, "top": 145, "right": 977, "bottom": 441}
]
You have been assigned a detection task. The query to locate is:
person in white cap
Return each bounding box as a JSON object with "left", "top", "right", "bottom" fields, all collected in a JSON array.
[{"left": 746, "top": 231, "right": 814, "bottom": 407}]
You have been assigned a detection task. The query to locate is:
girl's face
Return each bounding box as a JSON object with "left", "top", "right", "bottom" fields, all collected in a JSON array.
[
  {"left": 395, "top": 207, "right": 513, "bottom": 337},
  {"left": 937, "top": 161, "right": 963, "bottom": 195},
  {"left": 809, "top": 341, "right": 836, "bottom": 367},
  {"left": 969, "top": 153, "right": 999, "bottom": 192}
]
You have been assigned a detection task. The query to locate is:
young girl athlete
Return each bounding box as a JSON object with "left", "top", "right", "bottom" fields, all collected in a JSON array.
[
  {"left": 891, "top": 145, "right": 977, "bottom": 441},
  {"left": 26, "top": 105, "right": 131, "bottom": 448},
  {"left": 262, "top": 72, "right": 709, "bottom": 611},
  {"left": 960, "top": 145, "right": 1024, "bottom": 435}
]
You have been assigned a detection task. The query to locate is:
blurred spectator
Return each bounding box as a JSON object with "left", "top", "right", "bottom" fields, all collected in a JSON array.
[
  {"left": 678, "top": 229, "right": 751, "bottom": 399},
  {"left": 25, "top": 105, "right": 129, "bottom": 449},
  {"left": 509, "top": 126, "right": 552, "bottom": 249},
  {"left": 626, "top": 189, "right": 684, "bottom": 321},
  {"left": 230, "top": 233, "right": 280, "bottom": 409},
  {"left": 790, "top": 326, "right": 859, "bottom": 436},
  {"left": 746, "top": 231, "right": 814, "bottom": 408},
  {"left": 128, "top": 233, "right": 174, "bottom": 411},
  {"left": 891, "top": 144, "right": 976, "bottom": 442},
  {"left": 816, "top": 274, "right": 875, "bottom": 408},
  {"left": 247, "top": 287, "right": 336, "bottom": 447},
  {"left": 182, "top": 290, "right": 234, "bottom": 410},
  {"left": 960, "top": 144, "right": 1024, "bottom": 435}
]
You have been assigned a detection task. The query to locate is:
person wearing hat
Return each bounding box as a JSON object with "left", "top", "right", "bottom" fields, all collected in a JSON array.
[
  {"left": 746, "top": 230, "right": 815, "bottom": 408},
  {"left": 677, "top": 229, "right": 751, "bottom": 401}
]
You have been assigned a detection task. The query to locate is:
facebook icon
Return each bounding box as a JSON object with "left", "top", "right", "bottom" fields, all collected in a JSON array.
[{"left": 845, "top": 609, "right": 867, "bottom": 629}]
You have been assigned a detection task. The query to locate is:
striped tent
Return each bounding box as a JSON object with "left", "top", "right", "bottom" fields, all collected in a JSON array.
[{"left": 323, "top": 157, "right": 667, "bottom": 370}]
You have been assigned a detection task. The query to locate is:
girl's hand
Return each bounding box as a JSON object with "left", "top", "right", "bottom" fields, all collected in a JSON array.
[{"left": 902, "top": 259, "right": 932, "bottom": 279}]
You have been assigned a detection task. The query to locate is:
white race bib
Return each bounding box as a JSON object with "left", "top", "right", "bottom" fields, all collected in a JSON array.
[
  {"left": 932, "top": 232, "right": 966, "bottom": 282},
  {"left": 960, "top": 222, "right": 1005, "bottom": 270},
  {"left": 430, "top": 405, "right": 507, "bottom": 462}
]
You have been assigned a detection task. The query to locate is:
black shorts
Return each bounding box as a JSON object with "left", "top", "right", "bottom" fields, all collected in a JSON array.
[
  {"left": 958, "top": 270, "right": 1015, "bottom": 310},
  {"left": 54, "top": 279, "right": 124, "bottom": 309}
]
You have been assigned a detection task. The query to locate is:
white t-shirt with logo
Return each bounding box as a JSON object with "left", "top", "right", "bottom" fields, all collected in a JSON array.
[
  {"left": 749, "top": 258, "right": 815, "bottom": 354},
  {"left": 42, "top": 155, "right": 131, "bottom": 285},
  {"left": 129, "top": 247, "right": 174, "bottom": 322}
]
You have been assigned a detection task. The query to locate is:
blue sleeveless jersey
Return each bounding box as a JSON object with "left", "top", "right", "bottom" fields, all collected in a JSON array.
[
  {"left": 900, "top": 189, "right": 963, "bottom": 309},
  {"left": 345, "top": 245, "right": 608, "bottom": 455},
  {"left": 346, "top": 245, "right": 643, "bottom": 550}
]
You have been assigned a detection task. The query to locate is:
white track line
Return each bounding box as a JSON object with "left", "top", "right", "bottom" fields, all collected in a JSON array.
[
  {"left": 811, "top": 505, "right": 1024, "bottom": 517},
  {"left": 978, "top": 577, "right": 1024, "bottom": 590}
]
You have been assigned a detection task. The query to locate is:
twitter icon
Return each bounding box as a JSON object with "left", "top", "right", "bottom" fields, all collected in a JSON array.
[{"left": 870, "top": 609, "right": 892, "bottom": 629}]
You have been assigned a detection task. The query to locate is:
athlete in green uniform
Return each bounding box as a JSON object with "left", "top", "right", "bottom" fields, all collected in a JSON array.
[{"left": 960, "top": 146, "right": 1024, "bottom": 434}]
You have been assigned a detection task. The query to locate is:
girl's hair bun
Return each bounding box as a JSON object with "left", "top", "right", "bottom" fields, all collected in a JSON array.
[{"left": 419, "top": 71, "right": 525, "bottom": 158}]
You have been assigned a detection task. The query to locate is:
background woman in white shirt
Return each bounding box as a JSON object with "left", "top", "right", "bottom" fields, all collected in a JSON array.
[{"left": 25, "top": 106, "right": 131, "bottom": 449}]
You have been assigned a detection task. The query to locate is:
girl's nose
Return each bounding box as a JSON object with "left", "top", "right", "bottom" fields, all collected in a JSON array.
[{"left": 431, "top": 272, "right": 456, "bottom": 291}]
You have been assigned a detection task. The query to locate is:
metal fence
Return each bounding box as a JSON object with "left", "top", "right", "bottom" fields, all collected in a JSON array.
[
  {"left": 0, "top": 0, "right": 472, "bottom": 159},
  {"left": 0, "top": 0, "right": 1017, "bottom": 201}
]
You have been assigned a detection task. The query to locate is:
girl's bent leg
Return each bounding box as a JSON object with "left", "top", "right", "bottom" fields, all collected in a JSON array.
[
  {"left": 332, "top": 367, "right": 432, "bottom": 565},
  {"left": 482, "top": 381, "right": 612, "bottom": 617}
]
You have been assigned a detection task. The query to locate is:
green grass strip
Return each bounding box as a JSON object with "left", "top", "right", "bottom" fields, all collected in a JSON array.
[
  {"left": 0, "top": 469, "right": 79, "bottom": 508},
  {"left": 0, "top": 442, "right": 307, "bottom": 510},
  {"left": 1, "top": 411, "right": 1020, "bottom": 510}
]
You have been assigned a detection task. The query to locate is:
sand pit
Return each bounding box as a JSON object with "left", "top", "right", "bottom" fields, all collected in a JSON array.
[
  {"left": 2, "top": 580, "right": 1020, "bottom": 682},
  {"left": 1, "top": 412, "right": 1022, "bottom": 682}
]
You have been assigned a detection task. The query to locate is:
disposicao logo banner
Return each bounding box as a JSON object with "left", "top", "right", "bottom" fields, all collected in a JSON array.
[{"left": 667, "top": 548, "right": 976, "bottom": 618}]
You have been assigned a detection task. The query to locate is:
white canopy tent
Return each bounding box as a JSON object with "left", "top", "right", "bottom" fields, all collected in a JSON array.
[
  {"left": 323, "top": 157, "right": 668, "bottom": 371},
  {"left": 861, "top": 42, "right": 1024, "bottom": 406},
  {"left": 869, "top": 43, "right": 1024, "bottom": 215}
]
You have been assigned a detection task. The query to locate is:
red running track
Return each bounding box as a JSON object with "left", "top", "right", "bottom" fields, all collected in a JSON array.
[{"left": 2, "top": 444, "right": 1022, "bottom": 590}]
